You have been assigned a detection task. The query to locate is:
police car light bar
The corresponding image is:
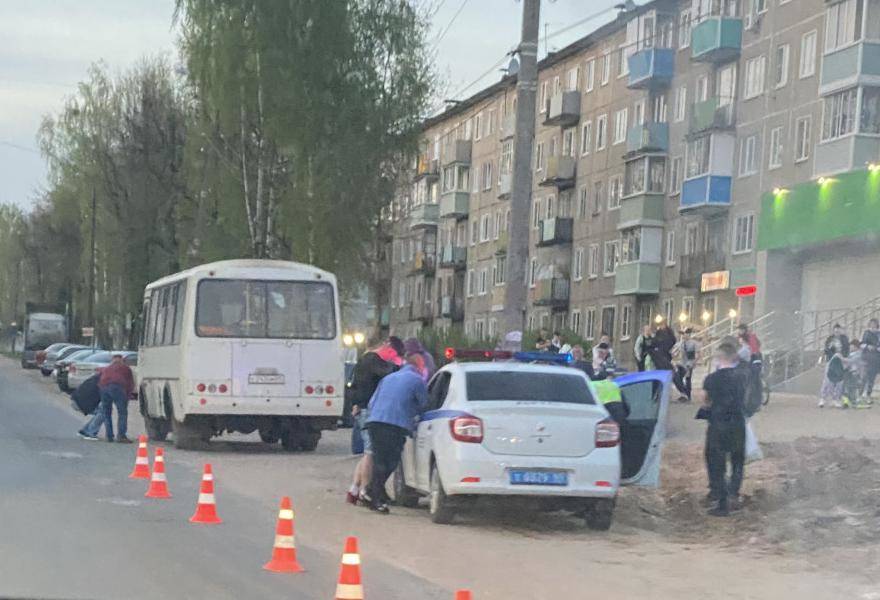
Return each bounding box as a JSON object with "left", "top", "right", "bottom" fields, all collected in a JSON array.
[
  {"left": 444, "top": 348, "right": 513, "bottom": 361},
  {"left": 512, "top": 351, "right": 574, "bottom": 364}
]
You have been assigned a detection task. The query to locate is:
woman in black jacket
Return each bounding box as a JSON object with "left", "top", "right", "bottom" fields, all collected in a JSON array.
[{"left": 860, "top": 319, "right": 880, "bottom": 400}]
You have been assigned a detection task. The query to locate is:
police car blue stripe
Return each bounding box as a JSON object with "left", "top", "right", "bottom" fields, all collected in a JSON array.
[{"left": 421, "top": 409, "right": 471, "bottom": 422}]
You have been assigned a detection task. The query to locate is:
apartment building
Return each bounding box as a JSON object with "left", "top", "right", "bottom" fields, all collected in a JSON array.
[{"left": 382, "top": 0, "right": 880, "bottom": 364}]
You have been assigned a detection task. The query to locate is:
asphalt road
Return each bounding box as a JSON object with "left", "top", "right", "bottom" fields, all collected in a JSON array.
[{"left": 0, "top": 359, "right": 446, "bottom": 600}]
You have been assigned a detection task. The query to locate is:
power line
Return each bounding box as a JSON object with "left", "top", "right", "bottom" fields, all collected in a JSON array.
[
  {"left": 432, "top": 0, "right": 470, "bottom": 48},
  {"left": 0, "top": 141, "right": 40, "bottom": 155}
]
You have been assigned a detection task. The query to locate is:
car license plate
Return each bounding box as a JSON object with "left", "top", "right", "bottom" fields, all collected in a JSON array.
[
  {"left": 248, "top": 374, "right": 285, "bottom": 384},
  {"left": 509, "top": 470, "right": 568, "bottom": 486}
]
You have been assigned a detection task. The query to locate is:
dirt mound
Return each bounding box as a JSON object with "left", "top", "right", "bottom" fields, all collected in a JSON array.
[{"left": 618, "top": 437, "right": 880, "bottom": 567}]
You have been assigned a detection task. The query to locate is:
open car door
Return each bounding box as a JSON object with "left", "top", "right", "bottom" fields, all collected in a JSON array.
[{"left": 616, "top": 370, "right": 672, "bottom": 487}]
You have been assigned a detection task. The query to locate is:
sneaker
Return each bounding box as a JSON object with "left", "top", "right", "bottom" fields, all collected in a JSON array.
[
  {"left": 832, "top": 401, "right": 843, "bottom": 408},
  {"left": 357, "top": 492, "right": 373, "bottom": 507},
  {"left": 345, "top": 491, "right": 358, "bottom": 506},
  {"left": 77, "top": 431, "right": 99, "bottom": 441},
  {"left": 370, "top": 501, "right": 390, "bottom": 514},
  {"left": 842, "top": 398, "right": 851, "bottom": 409},
  {"left": 818, "top": 399, "right": 825, "bottom": 408},
  {"left": 116, "top": 436, "right": 133, "bottom": 444}
]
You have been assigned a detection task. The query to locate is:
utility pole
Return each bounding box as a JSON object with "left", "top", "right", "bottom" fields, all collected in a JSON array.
[
  {"left": 502, "top": 0, "right": 540, "bottom": 338},
  {"left": 87, "top": 187, "right": 97, "bottom": 337}
]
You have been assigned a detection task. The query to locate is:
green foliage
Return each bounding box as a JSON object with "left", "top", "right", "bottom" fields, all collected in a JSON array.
[
  {"left": 521, "top": 329, "right": 593, "bottom": 355},
  {"left": 413, "top": 326, "right": 498, "bottom": 367}
]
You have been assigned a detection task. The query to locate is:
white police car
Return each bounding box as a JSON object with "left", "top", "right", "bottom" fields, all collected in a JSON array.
[{"left": 393, "top": 350, "right": 672, "bottom": 529}]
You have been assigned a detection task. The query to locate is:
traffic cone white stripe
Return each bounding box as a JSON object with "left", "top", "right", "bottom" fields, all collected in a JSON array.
[
  {"left": 203, "top": 474, "right": 213, "bottom": 481},
  {"left": 197, "top": 493, "right": 215, "bottom": 504},
  {"left": 135, "top": 457, "right": 148, "bottom": 464},
  {"left": 341, "top": 553, "right": 361, "bottom": 565},
  {"left": 278, "top": 509, "right": 294, "bottom": 520},
  {"left": 335, "top": 583, "right": 364, "bottom": 599},
  {"left": 273, "top": 534, "right": 295, "bottom": 549},
  {"left": 152, "top": 472, "right": 166, "bottom": 482}
]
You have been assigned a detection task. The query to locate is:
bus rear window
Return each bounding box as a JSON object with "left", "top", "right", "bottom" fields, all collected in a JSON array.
[
  {"left": 465, "top": 371, "right": 596, "bottom": 405},
  {"left": 196, "top": 279, "right": 336, "bottom": 340}
]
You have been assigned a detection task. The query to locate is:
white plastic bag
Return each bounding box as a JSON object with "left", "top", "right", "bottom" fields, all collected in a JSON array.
[{"left": 745, "top": 420, "right": 763, "bottom": 463}]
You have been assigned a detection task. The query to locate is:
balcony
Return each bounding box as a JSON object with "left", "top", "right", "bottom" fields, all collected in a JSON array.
[
  {"left": 409, "top": 202, "right": 439, "bottom": 230},
  {"left": 442, "top": 139, "right": 472, "bottom": 166},
  {"left": 618, "top": 194, "right": 665, "bottom": 229},
  {"left": 543, "top": 91, "right": 581, "bottom": 128},
  {"left": 689, "top": 97, "right": 734, "bottom": 135},
  {"left": 690, "top": 17, "right": 742, "bottom": 63},
  {"left": 534, "top": 277, "right": 570, "bottom": 308},
  {"left": 410, "top": 251, "right": 436, "bottom": 276},
  {"left": 626, "top": 122, "right": 669, "bottom": 155},
  {"left": 500, "top": 112, "right": 516, "bottom": 140},
  {"left": 814, "top": 135, "right": 880, "bottom": 178},
  {"left": 538, "top": 156, "right": 576, "bottom": 190},
  {"left": 413, "top": 154, "right": 439, "bottom": 182},
  {"left": 441, "top": 296, "right": 464, "bottom": 321},
  {"left": 408, "top": 302, "right": 434, "bottom": 324},
  {"left": 819, "top": 41, "right": 880, "bottom": 96},
  {"left": 439, "top": 245, "right": 467, "bottom": 270},
  {"left": 677, "top": 250, "right": 726, "bottom": 289},
  {"left": 681, "top": 175, "right": 731, "bottom": 213},
  {"left": 498, "top": 172, "right": 513, "bottom": 198},
  {"left": 439, "top": 191, "right": 470, "bottom": 219},
  {"left": 537, "top": 217, "right": 573, "bottom": 247},
  {"left": 614, "top": 262, "right": 661, "bottom": 296},
  {"left": 627, "top": 47, "right": 675, "bottom": 89}
]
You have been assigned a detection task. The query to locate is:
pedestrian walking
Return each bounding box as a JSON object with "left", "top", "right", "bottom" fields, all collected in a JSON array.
[
  {"left": 860, "top": 319, "right": 880, "bottom": 402},
  {"left": 818, "top": 345, "right": 847, "bottom": 408},
  {"left": 97, "top": 353, "right": 135, "bottom": 443},
  {"left": 404, "top": 337, "right": 436, "bottom": 382},
  {"left": 698, "top": 340, "right": 748, "bottom": 517},
  {"left": 346, "top": 339, "right": 402, "bottom": 505},
  {"left": 674, "top": 328, "right": 700, "bottom": 401},
  {"left": 654, "top": 321, "right": 677, "bottom": 366},
  {"left": 633, "top": 326, "right": 654, "bottom": 372},
  {"left": 364, "top": 354, "right": 429, "bottom": 513}
]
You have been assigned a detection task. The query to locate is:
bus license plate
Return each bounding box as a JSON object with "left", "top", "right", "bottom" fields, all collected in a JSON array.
[
  {"left": 248, "top": 374, "right": 285, "bottom": 384},
  {"left": 509, "top": 470, "right": 568, "bottom": 486}
]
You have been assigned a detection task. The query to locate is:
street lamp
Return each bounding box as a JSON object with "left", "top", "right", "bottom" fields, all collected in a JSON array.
[
  {"left": 678, "top": 312, "right": 688, "bottom": 324},
  {"left": 353, "top": 332, "right": 365, "bottom": 345},
  {"left": 701, "top": 310, "right": 712, "bottom": 323},
  {"left": 654, "top": 314, "right": 664, "bottom": 325},
  {"left": 343, "top": 334, "right": 354, "bottom": 347},
  {"left": 728, "top": 308, "right": 737, "bottom": 319}
]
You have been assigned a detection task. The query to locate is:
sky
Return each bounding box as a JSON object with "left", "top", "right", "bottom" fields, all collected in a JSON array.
[{"left": 0, "top": 0, "right": 622, "bottom": 209}]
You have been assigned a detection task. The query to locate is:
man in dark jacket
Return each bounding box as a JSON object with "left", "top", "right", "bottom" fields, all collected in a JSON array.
[
  {"left": 98, "top": 353, "right": 136, "bottom": 443},
  {"left": 76, "top": 373, "right": 104, "bottom": 440}
]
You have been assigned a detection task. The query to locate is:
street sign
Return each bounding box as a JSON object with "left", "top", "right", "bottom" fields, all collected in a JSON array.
[
  {"left": 700, "top": 270, "right": 730, "bottom": 292},
  {"left": 735, "top": 285, "right": 758, "bottom": 297},
  {"left": 82, "top": 327, "right": 95, "bottom": 338}
]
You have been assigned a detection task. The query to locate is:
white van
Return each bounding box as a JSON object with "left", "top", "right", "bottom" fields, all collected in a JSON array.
[{"left": 137, "top": 259, "right": 343, "bottom": 450}]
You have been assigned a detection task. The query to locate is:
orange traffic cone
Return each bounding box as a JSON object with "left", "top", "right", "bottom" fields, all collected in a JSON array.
[
  {"left": 263, "top": 497, "right": 304, "bottom": 573},
  {"left": 190, "top": 463, "right": 222, "bottom": 524},
  {"left": 455, "top": 591, "right": 473, "bottom": 600},
  {"left": 144, "top": 447, "right": 171, "bottom": 499},
  {"left": 128, "top": 435, "right": 150, "bottom": 479},
  {"left": 334, "top": 536, "right": 363, "bottom": 600}
]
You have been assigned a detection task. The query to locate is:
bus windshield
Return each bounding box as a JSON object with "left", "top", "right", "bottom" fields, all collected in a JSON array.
[{"left": 195, "top": 279, "right": 336, "bottom": 340}]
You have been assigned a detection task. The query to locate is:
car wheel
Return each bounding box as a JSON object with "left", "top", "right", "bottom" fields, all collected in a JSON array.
[
  {"left": 259, "top": 430, "right": 280, "bottom": 444},
  {"left": 392, "top": 464, "right": 420, "bottom": 508},
  {"left": 429, "top": 463, "right": 455, "bottom": 524},
  {"left": 584, "top": 498, "right": 615, "bottom": 531}
]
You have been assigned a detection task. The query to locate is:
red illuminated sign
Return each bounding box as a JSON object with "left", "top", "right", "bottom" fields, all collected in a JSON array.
[{"left": 735, "top": 285, "right": 758, "bottom": 297}]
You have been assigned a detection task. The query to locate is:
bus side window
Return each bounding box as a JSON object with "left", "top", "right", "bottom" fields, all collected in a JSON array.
[
  {"left": 162, "top": 285, "right": 176, "bottom": 346},
  {"left": 172, "top": 281, "right": 186, "bottom": 345},
  {"left": 148, "top": 290, "right": 161, "bottom": 346},
  {"left": 139, "top": 300, "right": 150, "bottom": 347}
]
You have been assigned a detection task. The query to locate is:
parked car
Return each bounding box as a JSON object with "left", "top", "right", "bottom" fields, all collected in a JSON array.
[
  {"left": 36, "top": 342, "right": 73, "bottom": 374},
  {"left": 56, "top": 348, "right": 104, "bottom": 392},
  {"left": 40, "top": 343, "right": 86, "bottom": 376},
  {"left": 68, "top": 351, "right": 138, "bottom": 393}
]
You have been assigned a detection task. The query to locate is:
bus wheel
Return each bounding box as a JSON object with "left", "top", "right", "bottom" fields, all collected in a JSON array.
[
  {"left": 144, "top": 415, "right": 170, "bottom": 442},
  {"left": 259, "top": 430, "right": 279, "bottom": 444}
]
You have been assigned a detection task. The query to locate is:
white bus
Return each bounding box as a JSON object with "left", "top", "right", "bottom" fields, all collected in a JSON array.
[{"left": 137, "top": 259, "right": 344, "bottom": 450}]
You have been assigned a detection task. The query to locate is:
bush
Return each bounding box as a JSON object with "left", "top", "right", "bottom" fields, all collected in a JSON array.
[{"left": 416, "top": 326, "right": 497, "bottom": 367}]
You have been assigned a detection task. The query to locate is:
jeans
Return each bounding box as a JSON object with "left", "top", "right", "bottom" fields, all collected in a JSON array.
[
  {"left": 100, "top": 384, "right": 128, "bottom": 441},
  {"left": 863, "top": 360, "right": 880, "bottom": 397},
  {"left": 366, "top": 422, "right": 408, "bottom": 504},
  {"left": 80, "top": 409, "right": 105, "bottom": 437},
  {"left": 705, "top": 420, "right": 746, "bottom": 507}
]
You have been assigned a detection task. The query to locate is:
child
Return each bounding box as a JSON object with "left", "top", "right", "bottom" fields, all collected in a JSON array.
[
  {"left": 819, "top": 344, "right": 846, "bottom": 408},
  {"left": 845, "top": 339, "right": 865, "bottom": 408}
]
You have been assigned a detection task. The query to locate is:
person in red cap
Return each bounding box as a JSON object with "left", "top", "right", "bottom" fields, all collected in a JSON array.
[{"left": 98, "top": 353, "right": 135, "bottom": 443}]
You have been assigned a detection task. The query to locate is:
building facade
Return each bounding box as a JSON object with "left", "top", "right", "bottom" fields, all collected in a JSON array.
[{"left": 382, "top": 0, "right": 880, "bottom": 365}]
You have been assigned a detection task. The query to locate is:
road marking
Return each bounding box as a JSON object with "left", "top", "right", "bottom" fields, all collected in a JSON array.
[
  {"left": 96, "top": 497, "right": 142, "bottom": 507},
  {"left": 40, "top": 451, "right": 83, "bottom": 459}
]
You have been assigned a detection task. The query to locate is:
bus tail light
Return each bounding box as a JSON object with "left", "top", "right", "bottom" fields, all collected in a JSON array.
[
  {"left": 196, "top": 383, "right": 206, "bottom": 392},
  {"left": 218, "top": 384, "right": 228, "bottom": 394},
  {"left": 304, "top": 385, "right": 314, "bottom": 395},
  {"left": 325, "top": 385, "right": 335, "bottom": 395},
  {"left": 450, "top": 416, "right": 483, "bottom": 443},
  {"left": 595, "top": 419, "right": 620, "bottom": 448}
]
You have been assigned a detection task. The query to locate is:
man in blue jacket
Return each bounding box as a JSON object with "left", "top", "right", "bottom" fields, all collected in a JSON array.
[{"left": 364, "top": 354, "right": 429, "bottom": 513}]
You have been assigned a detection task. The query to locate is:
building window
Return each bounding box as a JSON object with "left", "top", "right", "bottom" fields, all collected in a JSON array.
[
  {"left": 536, "top": 142, "right": 545, "bottom": 172},
  {"left": 685, "top": 136, "right": 709, "bottom": 178},
  {"left": 621, "top": 305, "right": 632, "bottom": 340},
  {"left": 653, "top": 94, "right": 667, "bottom": 122},
  {"left": 734, "top": 213, "right": 755, "bottom": 254},
  {"left": 621, "top": 228, "right": 641, "bottom": 264},
  {"left": 682, "top": 297, "right": 695, "bottom": 322},
  {"left": 571, "top": 310, "right": 582, "bottom": 335},
  {"left": 678, "top": 9, "right": 691, "bottom": 49},
  {"left": 574, "top": 247, "right": 584, "bottom": 281},
  {"left": 670, "top": 156, "right": 683, "bottom": 193},
  {"left": 604, "top": 240, "right": 620, "bottom": 276},
  {"left": 467, "top": 269, "right": 475, "bottom": 296},
  {"left": 539, "top": 81, "right": 548, "bottom": 113},
  {"left": 578, "top": 185, "right": 588, "bottom": 218},
  {"left": 663, "top": 299, "right": 674, "bottom": 325},
  {"left": 666, "top": 230, "right": 676, "bottom": 266},
  {"left": 585, "top": 308, "right": 597, "bottom": 339},
  {"left": 494, "top": 256, "right": 506, "bottom": 285},
  {"left": 480, "top": 161, "right": 493, "bottom": 190},
  {"left": 475, "top": 319, "right": 485, "bottom": 339},
  {"left": 493, "top": 211, "right": 502, "bottom": 240},
  {"left": 471, "top": 220, "right": 479, "bottom": 246},
  {"left": 739, "top": 134, "right": 759, "bottom": 176},
  {"left": 474, "top": 113, "right": 482, "bottom": 141},
  {"left": 768, "top": 126, "right": 783, "bottom": 169},
  {"left": 545, "top": 194, "right": 555, "bottom": 219},
  {"left": 825, "top": 0, "right": 862, "bottom": 53},
  {"left": 595, "top": 114, "right": 607, "bottom": 150},
  {"left": 625, "top": 156, "right": 666, "bottom": 196},
  {"left": 500, "top": 141, "right": 513, "bottom": 175},
  {"left": 674, "top": 86, "right": 687, "bottom": 122},
  {"left": 563, "top": 128, "right": 577, "bottom": 157},
  {"left": 601, "top": 51, "right": 611, "bottom": 85},
  {"left": 685, "top": 223, "right": 699, "bottom": 256},
  {"left": 822, "top": 88, "right": 857, "bottom": 141},
  {"left": 602, "top": 306, "right": 616, "bottom": 339},
  {"left": 800, "top": 30, "right": 817, "bottom": 78},
  {"left": 861, "top": 87, "right": 880, "bottom": 134},
  {"left": 795, "top": 116, "right": 812, "bottom": 162},
  {"left": 613, "top": 109, "right": 628, "bottom": 145},
  {"left": 608, "top": 175, "right": 622, "bottom": 209},
  {"left": 480, "top": 214, "right": 490, "bottom": 242},
  {"left": 567, "top": 67, "right": 580, "bottom": 91},
  {"left": 533, "top": 199, "right": 541, "bottom": 229},
  {"left": 585, "top": 59, "right": 595, "bottom": 92},
  {"left": 486, "top": 108, "right": 495, "bottom": 136},
  {"left": 593, "top": 180, "right": 604, "bottom": 215},
  {"left": 529, "top": 258, "right": 538, "bottom": 287},
  {"left": 774, "top": 44, "right": 790, "bottom": 88},
  {"left": 488, "top": 318, "right": 497, "bottom": 339},
  {"left": 588, "top": 244, "right": 600, "bottom": 279},
  {"left": 744, "top": 55, "right": 766, "bottom": 99},
  {"left": 479, "top": 269, "right": 488, "bottom": 295},
  {"left": 580, "top": 121, "right": 592, "bottom": 156}
]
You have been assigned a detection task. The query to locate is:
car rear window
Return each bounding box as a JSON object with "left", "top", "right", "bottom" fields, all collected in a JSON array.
[{"left": 465, "top": 371, "right": 595, "bottom": 405}]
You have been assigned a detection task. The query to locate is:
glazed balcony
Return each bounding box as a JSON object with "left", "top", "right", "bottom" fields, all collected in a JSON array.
[
  {"left": 627, "top": 47, "right": 674, "bottom": 89},
  {"left": 533, "top": 277, "right": 570, "bottom": 308},
  {"left": 543, "top": 91, "right": 581, "bottom": 128},
  {"left": 690, "top": 17, "right": 742, "bottom": 63},
  {"left": 409, "top": 203, "right": 439, "bottom": 230},
  {"left": 538, "top": 156, "right": 576, "bottom": 190},
  {"left": 537, "top": 217, "right": 573, "bottom": 247},
  {"left": 626, "top": 122, "right": 669, "bottom": 155},
  {"left": 439, "top": 245, "right": 467, "bottom": 270},
  {"left": 439, "top": 191, "right": 470, "bottom": 219}
]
